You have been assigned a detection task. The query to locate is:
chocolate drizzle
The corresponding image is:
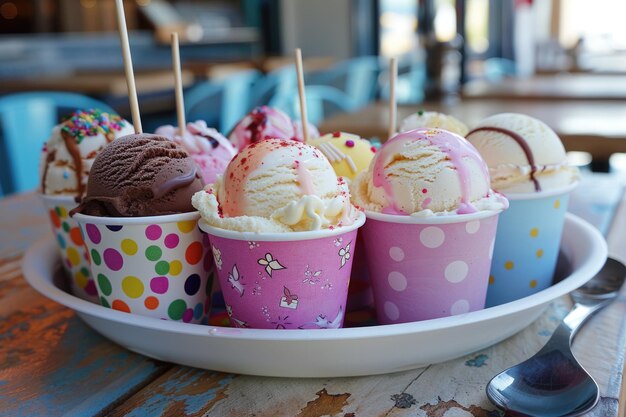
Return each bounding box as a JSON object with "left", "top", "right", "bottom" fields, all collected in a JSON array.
[
  {"left": 153, "top": 167, "right": 199, "bottom": 199},
  {"left": 467, "top": 126, "right": 541, "bottom": 191},
  {"left": 61, "top": 130, "right": 85, "bottom": 196}
]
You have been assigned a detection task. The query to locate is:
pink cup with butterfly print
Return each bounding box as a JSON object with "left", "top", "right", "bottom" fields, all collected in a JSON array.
[
  {"left": 73, "top": 211, "right": 213, "bottom": 324},
  {"left": 198, "top": 213, "right": 366, "bottom": 329}
]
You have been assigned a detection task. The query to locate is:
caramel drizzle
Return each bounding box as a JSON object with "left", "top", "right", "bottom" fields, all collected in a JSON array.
[
  {"left": 41, "top": 150, "right": 56, "bottom": 194},
  {"left": 61, "top": 130, "right": 84, "bottom": 196},
  {"left": 467, "top": 126, "right": 541, "bottom": 191}
]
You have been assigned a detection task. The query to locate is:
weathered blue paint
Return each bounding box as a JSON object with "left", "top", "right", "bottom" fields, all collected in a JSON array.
[
  {"left": 465, "top": 354, "right": 488, "bottom": 367},
  {"left": 1, "top": 315, "right": 166, "bottom": 417},
  {"left": 123, "top": 370, "right": 234, "bottom": 417}
]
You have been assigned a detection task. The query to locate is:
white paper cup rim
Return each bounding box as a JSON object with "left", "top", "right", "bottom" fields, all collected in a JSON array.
[
  {"left": 73, "top": 211, "right": 200, "bottom": 225},
  {"left": 365, "top": 208, "right": 502, "bottom": 225},
  {"left": 199, "top": 212, "right": 366, "bottom": 242},
  {"left": 500, "top": 180, "right": 579, "bottom": 201},
  {"left": 39, "top": 193, "right": 79, "bottom": 205}
]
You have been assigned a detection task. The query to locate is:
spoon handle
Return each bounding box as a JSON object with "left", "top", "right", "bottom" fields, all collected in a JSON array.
[{"left": 540, "top": 300, "right": 611, "bottom": 355}]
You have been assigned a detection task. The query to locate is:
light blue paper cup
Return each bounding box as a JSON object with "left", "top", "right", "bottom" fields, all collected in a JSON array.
[{"left": 486, "top": 182, "right": 578, "bottom": 307}]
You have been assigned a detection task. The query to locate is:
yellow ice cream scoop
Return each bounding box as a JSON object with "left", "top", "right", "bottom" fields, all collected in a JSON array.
[{"left": 310, "top": 132, "right": 376, "bottom": 180}]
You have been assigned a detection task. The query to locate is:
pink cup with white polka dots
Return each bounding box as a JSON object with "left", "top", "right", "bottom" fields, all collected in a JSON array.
[
  {"left": 198, "top": 213, "right": 366, "bottom": 329},
  {"left": 73, "top": 212, "right": 212, "bottom": 324},
  {"left": 40, "top": 194, "right": 99, "bottom": 303},
  {"left": 361, "top": 210, "right": 502, "bottom": 324}
]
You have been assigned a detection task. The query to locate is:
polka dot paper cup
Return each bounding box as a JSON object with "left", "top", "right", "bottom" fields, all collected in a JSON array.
[
  {"left": 73, "top": 212, "right": 212, "bottom": 324},
  {"left": 40, "top": 194, "right": 98, "bottom": 303},
  {"left": 486, "top": 182, "right": 577, "bottom": 307},
  {"left": 198, "top": 213, "right": 366, "bottom": 329},
  {"left": 361, "top": 210, "right": 503, "bottom": 324}
]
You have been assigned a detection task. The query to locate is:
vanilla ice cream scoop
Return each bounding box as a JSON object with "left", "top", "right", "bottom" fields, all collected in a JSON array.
[
  {"left": 466, "top": 113, "right": 578, "bottom": 193},
  {"left": 400, "top": 111, "right": 469, "bottom": 137},
  {"left": 40, "top": 109, "right": 134, "bottom": 197},
  {"left": 352, "top": 128, "right": 507, "bottom": 216},
  {"left": 192, "top": 138, "right": 359, "bottom": 232}
]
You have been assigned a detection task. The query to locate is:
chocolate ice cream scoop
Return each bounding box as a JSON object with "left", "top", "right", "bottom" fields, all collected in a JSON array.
[{"left": 73, "top": 133, "right": 204, "bottom": 217}]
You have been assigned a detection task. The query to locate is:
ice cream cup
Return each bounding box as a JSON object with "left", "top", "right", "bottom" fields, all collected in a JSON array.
[
  {"left": 40, "top": 194, "right": 99, "bottom": 303},
  {"left": 361, "top": 209, "right": 503, "bottom": 324},
  {"left": 73, "top": 212, "right": 213, "bottom": 324},
  {"left": 486, "top": 182, "right": 578, "bottom": 307},
  {"left": 198, "top": 212, "right": 366, "bottom": 329}
]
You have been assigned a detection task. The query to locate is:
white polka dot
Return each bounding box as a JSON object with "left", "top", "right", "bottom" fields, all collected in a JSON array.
[
  {"left": 388, "top": 271, "right": 408, "bottom": 291},
  {"left": 389, "top": 246, "right": 405, "bottom": 262},
  {"left": 445, "top": 261, "right": 469, "bottom": 283},
  {"left": 420, "top": 226, "right": 445, "bottom": 248},
  {"left": 384, "top": 301, "right": 400, "bottom": 321},
  {"left": 451, "top": 299, "right": 470, "bottom": 315},
  {"left": 465, "top": 220, "right": 480, "bottom": 234}
]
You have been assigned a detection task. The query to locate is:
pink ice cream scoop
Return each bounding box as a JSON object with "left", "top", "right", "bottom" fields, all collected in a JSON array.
[
  {"left": 156, "top": 120, "right": 236, "bottom": 185},
  {"left": 352, "top": 128, "right": 507, "bottom": 216},
  {"left": 228, "top": 106, "right": 318, "bottom": 151}
]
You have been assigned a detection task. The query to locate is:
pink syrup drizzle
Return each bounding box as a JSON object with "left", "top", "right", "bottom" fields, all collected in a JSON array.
[
  {"left": 295, "top": 160, "right": 315, "bottom": 195},
  {"left": 221, "top": 139, "right": 319, "bottom": 216},
  {"left": 373, "top": 129, "right": 489, "bottom": 214}
]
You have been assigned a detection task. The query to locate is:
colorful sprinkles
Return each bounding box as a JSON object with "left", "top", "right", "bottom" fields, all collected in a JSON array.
[{"left": 61, "top": 109, "right": 126, "bottom": 143}]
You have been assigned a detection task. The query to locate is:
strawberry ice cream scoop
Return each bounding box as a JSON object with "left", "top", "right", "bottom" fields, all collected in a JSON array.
[{"left": 156, "top": 120, "right": 236, "bottom": 185}]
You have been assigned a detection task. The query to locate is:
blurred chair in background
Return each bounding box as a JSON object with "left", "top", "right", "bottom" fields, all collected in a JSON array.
[
  {"left": 0, "top": 92, "right": 114, "bottom": 196},
  {"left": 379, "top": 55, "right": 426, "bottom": 104},
  {"left": 185, "top": 69, "right": 261, "bottom": 135},
  {"left": 218, "top": 69, "right": 261, "bottom": 133},
  {"left": 308, "top": 56, "right": 381, "bottom": 109},
  {"left": 483, "top": 57, "right": 517, "bottom": 81},
  {"left": 271, "top": 85, "right": 356, "bottom": 126},
  {"left": 251, "top": 66, "right": 297, "bottom": 110}
]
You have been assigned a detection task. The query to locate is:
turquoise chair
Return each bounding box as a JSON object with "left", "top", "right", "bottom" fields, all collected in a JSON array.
[
  {"left": 0, "top": 92, "right": 114, "bottom": 196},
  {"left": 185, "top": 69, "right": 261, "bottom": 134},
  {"left": 308, "top": 56, "right": 381, "bottom": 109},
  {"left": 271, "top": 85, "right": 356, "bottom": 126},
  {"left": 217, "top": 69, "right": 261, "bottom": 133},
  {"left": 250, "top": 66, "right": 297, "bottom": 110},
  {"left": 484, "top": 57, "right": 517, "bottom": 81},
  {"left": 379, "top": 57, "right": 426, "bottom": 104}
]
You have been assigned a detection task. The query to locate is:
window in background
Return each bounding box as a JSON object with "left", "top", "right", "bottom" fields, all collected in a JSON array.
[
  {"left": 433, "top": 0, "right": 456, "bottom": 42},
  {"left": 379, "top": 0, "right": 418, "bottom": 57},
  {"left": 559, "top": 0, "right": 626, "bottom": 72},
  {"left": 465, "top": 0, "right": 489, "bottom": 55}
]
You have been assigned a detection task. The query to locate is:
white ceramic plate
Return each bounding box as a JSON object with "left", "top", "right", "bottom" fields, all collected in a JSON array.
[{"left": 23, "top": 214, "right": 606, "bottom": 378}]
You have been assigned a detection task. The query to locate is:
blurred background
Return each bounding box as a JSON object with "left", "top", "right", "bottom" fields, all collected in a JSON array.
[{"left": 1, "top": 0, "right": 626, "bottom": 197}]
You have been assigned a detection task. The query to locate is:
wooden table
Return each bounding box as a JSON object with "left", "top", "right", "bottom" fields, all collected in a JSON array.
[
  {"left": 462, "top": 74, "right": 626, "bottom": 101},
  {"left": 2, "top": 182, "right": 626, "bottom": 416},
  {"left": 320, "top": 100, "right": 626, "bottom": 162}
]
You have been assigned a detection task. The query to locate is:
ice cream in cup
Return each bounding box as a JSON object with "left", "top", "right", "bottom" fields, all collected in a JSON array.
[
  {"left": 39, "top": 109, "right": 134, "bottom": 302},
  {"left": 72, "top": 133, "right": 212, "bottom": 323},
  {"left": 309, "top": 131, "right": 377, "bottom": 311},
  {"left": 192, "top": 138, "right": 365, "bottom": 329},
  {"left": 467, "top": 113, "right": 579, "bottom": 307},
  {"left": 351, "top": 128, "right": 508, "bottom": 324}
]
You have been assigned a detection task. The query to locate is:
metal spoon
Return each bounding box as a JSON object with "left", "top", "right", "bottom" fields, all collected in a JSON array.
[{"left": 486, "top": 257, "right": 626, "bottom": 417}]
